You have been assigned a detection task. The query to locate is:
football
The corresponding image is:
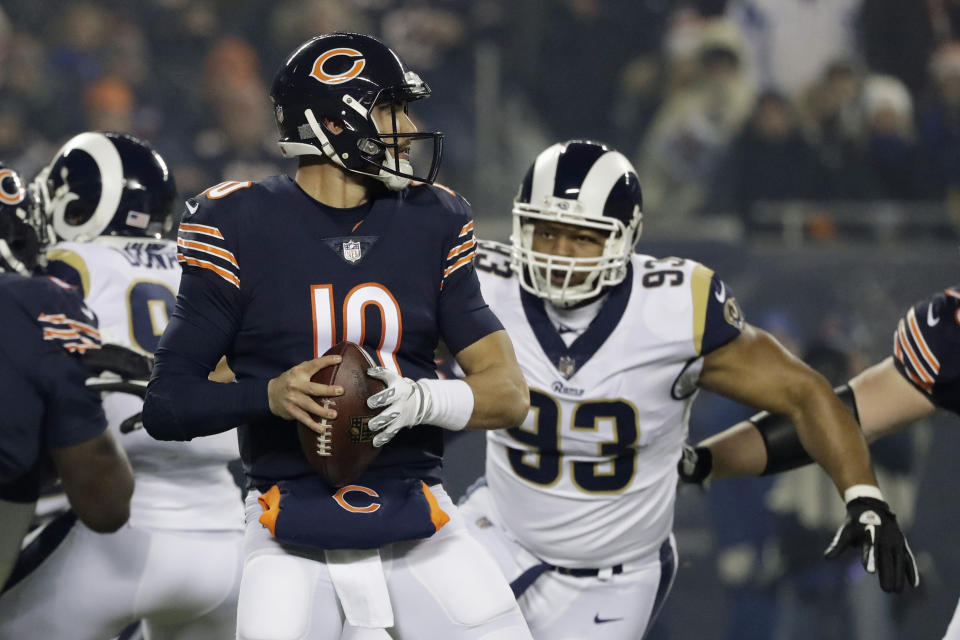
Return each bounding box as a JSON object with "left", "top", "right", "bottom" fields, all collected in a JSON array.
[{"left": 297, "top": 341, "right": 385, "bottom": 487}]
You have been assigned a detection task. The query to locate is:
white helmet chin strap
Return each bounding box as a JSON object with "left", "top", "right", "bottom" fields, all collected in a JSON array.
[
  {"left": 301, "top": 108, "right": 411, "bottom": 191},
  {"left": 0, "top": 240, "right": 29, "bottom": 275}
]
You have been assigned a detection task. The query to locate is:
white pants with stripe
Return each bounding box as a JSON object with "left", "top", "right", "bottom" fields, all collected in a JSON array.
[
  {"left": 237, "top": 485, "right": 532, "bottom": 640},
  {"left": 0, "top": 515, "right": 243, "bottom": 640},
  {"left": 459, "top": 484, "right": 677, "bottom": 640}
]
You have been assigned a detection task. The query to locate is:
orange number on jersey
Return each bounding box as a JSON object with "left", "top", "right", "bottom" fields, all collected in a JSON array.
[{"left": 311, "top": 283, "right": 403, "bottom": 374}]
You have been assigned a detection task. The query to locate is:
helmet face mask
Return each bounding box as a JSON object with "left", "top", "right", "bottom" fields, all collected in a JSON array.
[
  {"left": 35, "top": 132, "right": 176, "bottom": 243},
  {"left": 510, "top": 141, "right": 643, "bottom": 307},
  {"left": 0, "top": 165, "right": 46, "bottom": 275},
  {"left": 271, "top": 33, "right": 444, "bottom": 190}
]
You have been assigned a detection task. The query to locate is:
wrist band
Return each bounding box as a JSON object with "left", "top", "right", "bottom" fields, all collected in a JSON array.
[
  {"left": 418, "top": 378, "right": 473, "bottom": 431},
  {"left": 843, "top": 484, "right": 884, "bottom": 504}
]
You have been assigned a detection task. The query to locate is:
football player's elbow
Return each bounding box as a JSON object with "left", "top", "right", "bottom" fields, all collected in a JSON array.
[
  {"left": 782, "top": 367, "right": 836, "bottom": 419},
  {"left": 78, "top": 481, "right": 133, "bottom": 533},
  {"left": 503, "top": 376, "right": 530, "bottom": 428},
  {"left": 82, "top": 501, "right": 131, "bottom": 533},
  {"left": 141, "top": 391, "right": 181, "bottom": 441}
]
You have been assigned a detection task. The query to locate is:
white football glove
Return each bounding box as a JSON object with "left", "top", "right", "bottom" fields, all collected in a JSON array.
[{"left": 366, "top": 367, "right": 431, "bottom": 448}]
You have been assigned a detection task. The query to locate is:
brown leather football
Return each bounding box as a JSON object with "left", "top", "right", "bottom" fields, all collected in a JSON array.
[{"left": 297, "top": 341, "right": 385, "bottom": 487}]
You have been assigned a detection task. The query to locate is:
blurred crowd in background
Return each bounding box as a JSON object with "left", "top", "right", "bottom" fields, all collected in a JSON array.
[
  {"left": 2, "top": 1, "right": 959, "bottom": 638},
  {"left": 3, "top": 0, "right": 960, "bottom": 241}
]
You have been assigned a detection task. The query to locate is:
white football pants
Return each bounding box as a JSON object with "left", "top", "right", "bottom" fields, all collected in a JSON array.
[
  {"left": 0, "top": 515, "right": 243, "bottom": 639},
  {"left": 236, "top": 484, "right": 532, "bottom": 640},
  {"left": 459, "top": 484, "right": 677, "bottom": 640}
]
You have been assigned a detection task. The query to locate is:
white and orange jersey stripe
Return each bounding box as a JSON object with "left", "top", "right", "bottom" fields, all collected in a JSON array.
[
  {"left": 37, "top": 312, "right": 102, "bottom": 354},
  {"left": 441, "top": 219, "right": 477, "bottom": 287},
  {"left": 177, "top": 222, "right": 240, "bottom": 289}
]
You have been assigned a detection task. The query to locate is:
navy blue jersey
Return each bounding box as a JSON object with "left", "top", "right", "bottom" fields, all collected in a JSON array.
[
  {"left": 0, "top": 274, "right": 105, "bottom": 488},
  {"left": 145, "top": 177, "right": 501, "bottom": 488},
  {"left": 892, "top": 286, "right": 960, "bottom": 414}
]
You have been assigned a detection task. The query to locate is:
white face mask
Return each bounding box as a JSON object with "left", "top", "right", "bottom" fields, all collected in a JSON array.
[{"left": 509, "top": 203, "right": 641, "bottom": 308}]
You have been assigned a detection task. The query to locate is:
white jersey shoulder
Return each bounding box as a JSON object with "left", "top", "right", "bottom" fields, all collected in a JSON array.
[
  {"left": 46, "top": 237, "right": 242, "bottom": 532},
  {"left": 482, "top": 251, "right": 718, "bottom": 567}
]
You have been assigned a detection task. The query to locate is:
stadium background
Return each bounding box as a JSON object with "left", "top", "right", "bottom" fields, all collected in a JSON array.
[{"left": 1, "top": 0, "right": 958, "bottom": 638}]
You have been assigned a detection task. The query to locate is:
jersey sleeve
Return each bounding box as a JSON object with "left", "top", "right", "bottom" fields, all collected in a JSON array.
[
  {"left": 891, "top": 288, "right": 960, "bottom": 411},
  {"left": 175, "top": 194, "right": 242, "bottom": 292},
  {"left": 690, "top": 264, "right": 745, "bottom": 356},
  {"left": 45, "top": 247, "right": 91, "bottom": 297},
  {"left": 436, "top": 202, "right": 503, "bottom": 354}
]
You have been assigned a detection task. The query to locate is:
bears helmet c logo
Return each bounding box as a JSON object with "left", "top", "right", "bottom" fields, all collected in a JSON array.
[
  {"left": 0, "top": 169, "right": 25, "bottom": 205},
  {"left": 311, "top": 48, "right": 366, "bottom": 85}
]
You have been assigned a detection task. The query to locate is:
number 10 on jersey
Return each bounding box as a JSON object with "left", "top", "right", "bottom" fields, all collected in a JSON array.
[{"left": 311, "top": 283, "right": 403, "bottom": 374}]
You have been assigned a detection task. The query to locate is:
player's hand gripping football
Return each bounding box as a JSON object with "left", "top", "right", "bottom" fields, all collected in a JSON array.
[
  {"left": 366, "top": 367, "right": 431, "bottom": 447},
  {"left": 268, "top": 356, "right": 344, "bottom": 433},
  {"left": 824, "top": 489, "right": 919, "bottom": 593}
]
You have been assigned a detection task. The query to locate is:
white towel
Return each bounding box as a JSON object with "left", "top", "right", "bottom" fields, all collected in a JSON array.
[{"left": 325, "top": 548, "right": 394, "bottom": 630}]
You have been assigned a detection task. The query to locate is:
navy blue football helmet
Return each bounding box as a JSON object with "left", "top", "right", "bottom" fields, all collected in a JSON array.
[
  {"left": 511, "top": 140, "right": 644, "bottom": 306},
  {"left": 271, "top": 32, "right": 443, "bottom": 190},
  {"left": 34, "top": 131, "right": 177, "bottom": 242},
  {"left": 0, "top": 163, "right": 46, "bottom": 275}
]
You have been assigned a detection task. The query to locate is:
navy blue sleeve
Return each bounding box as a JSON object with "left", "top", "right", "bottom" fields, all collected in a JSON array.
[
  {"left": 437, "top": 208, "right": 503, "bottom": 354},
  {"left": 891, "top": 288, "right": 960, "bottom": 414},
  {"left": 0, "top": 300, "right": 105, "bottom": 484},
  {"left": 699, "top": 272, "right": 745, "bottom": 356},
  {"left": 143, "top": 271, "right": 271, "bottom": 441}
]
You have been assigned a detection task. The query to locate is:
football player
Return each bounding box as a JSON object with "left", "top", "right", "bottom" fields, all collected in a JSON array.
[
  {"left": 680, "top": 285, "right": 957, "bottom": 633},
  {"left": 0, "top": 133, "right": 245, "bottom": 640},
  {"left": 0, "top": 163, "right": 133, "bottom": 588},
  {"left": 457, "top": 140, "right": 917, "bottom": 640},
  {"left": 142, "top": 33, "right": 532, "bottom": 639}
]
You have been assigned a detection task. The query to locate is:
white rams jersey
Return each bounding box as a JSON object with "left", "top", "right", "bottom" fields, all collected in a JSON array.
[
  {"left": 47, "top": 237, "right": 242, "bottom": 531},
  {"left": 475, "top": 240, "right": 743, "bottom": 567}
]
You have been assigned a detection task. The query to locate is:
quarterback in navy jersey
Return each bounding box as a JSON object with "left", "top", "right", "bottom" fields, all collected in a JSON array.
[
  {"left": 684, "top": 286, "right": 958, "bottom": 624},
  {"left": 0, "top": 164, "right": 133, "bottom": 588},
  {"left": 144, "top": 33, "right": 532, "bottom": 640}
]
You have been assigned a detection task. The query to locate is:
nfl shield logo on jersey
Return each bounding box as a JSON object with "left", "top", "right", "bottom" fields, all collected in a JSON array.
[
  {"left": 342, "top": 240, "right": 362, "bottom": 263},
  {"left": 558, "top": 355, "right": 576, "bottom": 379}
]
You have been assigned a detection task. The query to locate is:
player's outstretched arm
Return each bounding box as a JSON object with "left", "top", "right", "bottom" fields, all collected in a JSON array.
[
  {"left": 52, "top": 430, "right": 133, "bottom": 533},
  {"left": 365, "top": 330, "right": 529, "bottom": 447},
  {"left": 695, "top": 325, "right": 919, "bottom": 592},
  {"left": 682, "top": 357, "right": 938, "bottom": 482},
  {"left": 697, "top": 323, "right": 878, "bottom": 492}
]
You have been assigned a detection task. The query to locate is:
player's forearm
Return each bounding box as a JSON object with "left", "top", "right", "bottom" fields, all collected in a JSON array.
[
  {"left": 699, "top": 421, "right": 767, "bottom": 478},
  {"left": 144, "top": 364, "right": 270, "bottom": 440},
  {"left": 462, "top": 365, "right": 530, "bottom": 430},
  {"left": 786, "top": 376, "right": 877, "bottom": 493}
]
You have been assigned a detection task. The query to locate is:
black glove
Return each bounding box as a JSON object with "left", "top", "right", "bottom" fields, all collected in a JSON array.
[
  {"left": 824, "top": 495, "right": 919, "bottom": 593},
  {"left": 678, "top": 443, "right": 712, "bottom": 488},
  {"left": 80, "top": 343, "right": 153, "bottom": 379}
]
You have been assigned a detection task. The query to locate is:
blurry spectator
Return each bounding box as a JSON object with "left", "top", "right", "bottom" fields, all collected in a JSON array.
[
  {"left": 919, "top": 42, "right": 960, "bottom": 230},
  {"left": 800, "top": 60, "right": 871, "bottom": 200},
  {"left": 83, "top": 76, "right": 135, "bottom": 132},
  {"left": 518, "top": 0, "right": 666, "bottom": 144},
  {"left": 638, "top": 18, "right": 756, "bottom": 224},
  {"left": 859, "top": 74, "right": 926, "bottom": 200},
  {"left": 860, "top": 0, "right": 935, "bottom": 95},
  {"left": 729, "top": 0, "right": 863, "bottom": 98},
  {"left": 193, "top": 82, "right": 288, "bottom": 187},
  {"left": 712, "top": 90, "right": 821, "bottom": 221}
]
